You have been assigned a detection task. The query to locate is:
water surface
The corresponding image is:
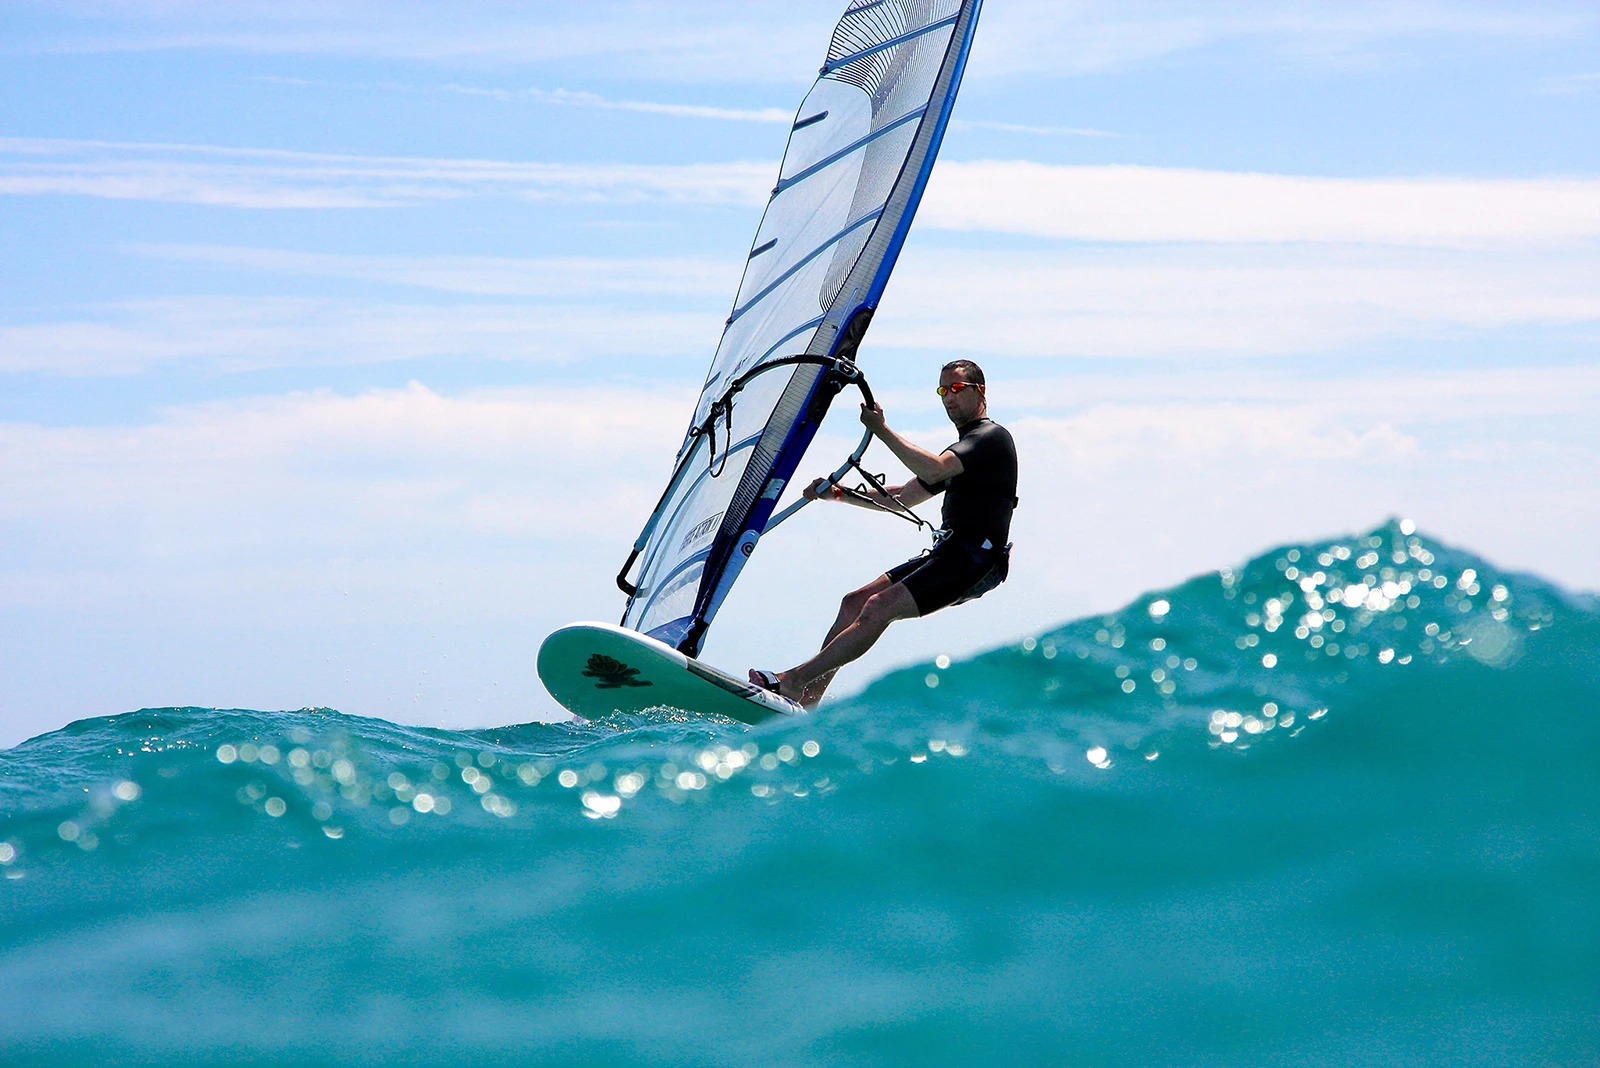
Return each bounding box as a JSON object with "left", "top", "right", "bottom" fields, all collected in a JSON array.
[{"left": 4, "top": 521, "right": 1598, "bottom": 1065}]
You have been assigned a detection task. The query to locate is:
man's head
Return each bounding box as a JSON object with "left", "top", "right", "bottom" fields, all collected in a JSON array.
[{"left": 938, "top": 359, "right": 987, "bottom": 426}]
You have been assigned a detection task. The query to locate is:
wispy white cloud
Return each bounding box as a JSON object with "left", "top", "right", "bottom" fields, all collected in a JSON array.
[
  {"left": 11, "top": 139, "right": 1599, "bottom": 261},
  {"left": 990, "top": 363, "right": 1600, "bottom": 428},
  {"left": 949, "top": 120, "right": 1117, "bottom": 138},
  {"left": 979, "top": 362, "right": 1600, "bottom": 634},
  {"left": 136, "top": 245, "right": 737, "bottom": 299},
  {"left": 0, "top": 137, "right": 771, "bottom": 209},
  {"left": 13, "top": 1, "right": 1593, "bottom": 79},
  {"left": 923, "top": 163, "right": 1600, "bottom": 248},
  {"left": 6, "top": 368, "right": 1595, "bottom": 614},
  {"left": 12, "top": 235, "right": 1598, "bottom": 376},
  {"left": 519, "top": 87, "right": 790, "bottom": 124},
  {"left": 6, "top": 0, "right": 834, "bottom": 79},
  {"left": 0, "top": 380, "right": 697, "bottom": 739},
  {"left": 0, "top": 296, "right": 718, "bottom": 376},
  {"left": 248, "top": 75, "right": 794, "bottom": 122},
  {"left": 977, "top": 0, "right": 1599, "bottom": 76},
  {"left": 0, "top": 381, "right": 687, "bottom": 541},
  {"left": 1537, "top": 71, "right": 1600, "bottom": 94},
  {"left": 880, "top": 244, "right": 1600, "bottom": 358}
]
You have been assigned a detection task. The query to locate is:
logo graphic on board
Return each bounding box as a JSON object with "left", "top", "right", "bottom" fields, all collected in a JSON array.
[{"left": 582, "top": 654, "right": 652, "bottom": 689}]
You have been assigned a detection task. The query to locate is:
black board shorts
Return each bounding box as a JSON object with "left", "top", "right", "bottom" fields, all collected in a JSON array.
[{"left": 886, "top": 539, "right": 1010, "bottom": 617}]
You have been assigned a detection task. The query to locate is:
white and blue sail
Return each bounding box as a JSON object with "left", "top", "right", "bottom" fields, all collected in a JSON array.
[{"left": 617, "top": 0, "right": 982, "bottom": 656}]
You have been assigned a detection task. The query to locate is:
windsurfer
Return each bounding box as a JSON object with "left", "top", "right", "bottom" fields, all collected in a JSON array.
[{"left": 751, "top": 360, "right": 1017, "bottom": 708}]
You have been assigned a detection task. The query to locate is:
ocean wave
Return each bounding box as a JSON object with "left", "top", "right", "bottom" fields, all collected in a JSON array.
[{"left": 3, "top": 521, "right": 1597, "bottom": 1065}]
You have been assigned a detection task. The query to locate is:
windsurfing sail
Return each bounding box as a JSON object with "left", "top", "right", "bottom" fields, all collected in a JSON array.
[{"left": 617, "top": 0, "right": 983, "bottom": 657}]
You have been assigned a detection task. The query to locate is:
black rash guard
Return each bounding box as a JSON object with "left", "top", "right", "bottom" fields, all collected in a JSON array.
[{"left": 916, "top": 417, "right": 1018, "bottom": 548}]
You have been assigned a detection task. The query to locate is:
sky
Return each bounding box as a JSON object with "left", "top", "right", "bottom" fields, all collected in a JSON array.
[{"left": 2, "top": 0, "right": 1597, "bottom": 746}]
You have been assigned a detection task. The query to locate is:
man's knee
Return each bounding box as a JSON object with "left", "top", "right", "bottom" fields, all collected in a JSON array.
[
  {"left": 860, "top": 587, "right": 915, "bottom": 625},
  {"left": 842, "top": 577, "right": 888, "bottom": 616}
]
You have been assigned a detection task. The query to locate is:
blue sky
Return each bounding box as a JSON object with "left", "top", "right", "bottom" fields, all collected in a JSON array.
[{"left": 2, "top": 0, "right": 1597, "bottom": 745}]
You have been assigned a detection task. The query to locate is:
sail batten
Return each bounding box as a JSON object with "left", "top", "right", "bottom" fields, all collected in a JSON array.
[
  {"left": 727, "top": 207, "right": 883, "bottom": 325},
  {"left": 822, "top": 13, "right": 959, "bottom": 75},
  {"left": 773, "top": 104, "right": 927, "bottom": 195},
  {"left": 620, "top": 0, "right": 982, "bottom": 656}
]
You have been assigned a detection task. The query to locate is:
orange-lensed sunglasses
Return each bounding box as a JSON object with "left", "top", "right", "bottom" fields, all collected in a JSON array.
[{"left": 935, "top": 381, "right": 983, "bottom": 396}]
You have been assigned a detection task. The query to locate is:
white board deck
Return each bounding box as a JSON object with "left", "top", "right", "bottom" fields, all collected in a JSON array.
[{"left": 537, "top": 622, "right": 803, "bottom": 725}]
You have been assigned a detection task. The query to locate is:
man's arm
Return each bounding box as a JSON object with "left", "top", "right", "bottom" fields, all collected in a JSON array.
[
  {"left": 859, "top": 403, "right": 963, "bottom": 484},
  {"left": 803, "top": 477, "right": 934, "bottom": 510},
  {"left": 845, "top": 478, "right": 934, "bottom": 511}
]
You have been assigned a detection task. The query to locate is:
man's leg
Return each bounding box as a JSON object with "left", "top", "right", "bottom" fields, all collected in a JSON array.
[
  {"left": 798, "top": 574, "right": 893, "bottom": 705},
  {"left": 823, "top": 574, "right": 892, "bottom": 643},
  {"left": 751, "top": 574, "right": 891, "bottom": 702},
  {"left": 784, "top": 581, "right": 919, "bottom": 707}
]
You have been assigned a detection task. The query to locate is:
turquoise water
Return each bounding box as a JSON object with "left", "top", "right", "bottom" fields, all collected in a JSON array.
[{"left": 4, "top": 521, "right": 1598, "bottom": 1065}]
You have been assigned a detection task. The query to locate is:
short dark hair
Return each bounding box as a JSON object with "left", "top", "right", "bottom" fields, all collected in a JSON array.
[{"left": 940, "top": 359, "right": 985, "bottom": 386}]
